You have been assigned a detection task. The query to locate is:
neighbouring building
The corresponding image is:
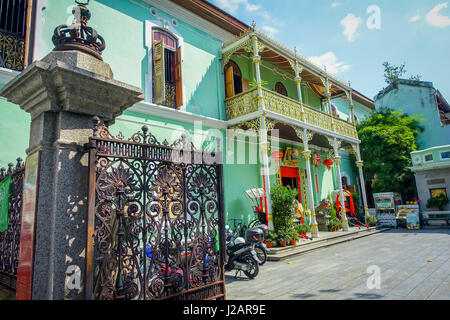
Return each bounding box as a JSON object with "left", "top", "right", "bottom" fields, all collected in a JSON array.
[
  {"left": 374, "top": 79, "right": 450, "bottom": 212},
  {"left": 0, "top": 0, "right": 375, "bottom": 238}
]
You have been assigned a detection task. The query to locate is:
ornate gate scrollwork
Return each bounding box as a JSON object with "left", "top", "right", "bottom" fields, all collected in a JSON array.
[{"left": 86, "top": 120, "right": 225, "bottom": 300}]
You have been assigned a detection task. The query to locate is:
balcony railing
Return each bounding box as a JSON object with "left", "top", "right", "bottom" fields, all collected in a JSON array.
[
  {"left": 225, "top": 87, "right": 358, "bottom": 140},
  {"left": 0, "top": 30, "right": 25, "bottom": 72}
]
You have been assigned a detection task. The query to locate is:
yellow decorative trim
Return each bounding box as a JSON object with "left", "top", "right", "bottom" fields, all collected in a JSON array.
[
  {"left": 333, "top": 156, "right": 342, "bottom": 166},
  {"left": 225, "top": 88, "right": 358, "bottom": 139},
  {"left": 356, "top": 161, "right": 364, "bottom": 169}
]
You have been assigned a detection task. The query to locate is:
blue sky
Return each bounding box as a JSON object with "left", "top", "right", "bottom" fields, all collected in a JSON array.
[{"left": 211, "top": 0, "right": 450, "bottom": 101}]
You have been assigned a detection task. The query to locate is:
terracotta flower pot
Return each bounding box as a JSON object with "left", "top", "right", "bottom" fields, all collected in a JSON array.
[
  {"left": 279, "top": 241, "right": 287, "bottom": 247},
  {"left": 290, "top": 239, "right": 297, "bottom": 246},
  {"left": 265, "top": 241, "right": 274, "bottom": 248}
]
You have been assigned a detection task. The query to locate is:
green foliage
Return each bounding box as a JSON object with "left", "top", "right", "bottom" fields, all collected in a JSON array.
[
  {"left": 328, "top": 217, "right": 342, "bottom": 231},
  {"left": 288, "top": 227, "right": 299, "bottom": 240},
  {"left": 383, "top": 62, "right": 407, "bottom": 85},
  {"left": 355, "top": 108, "right": 425, "bottom": 200},
  {"left": 271, "top": 183, "right": 298, "bottom": 233},
  {"left": 328, "top": 193, "right": 337, "bottom": 219},
  {"left": 427, "top": 194, "right": 449, "bottom": 211},
  {"left": 365, "top": 215, "right": 378, "bottom": 227},
  {"left": 266, "top": 230, "right": 277, "bottom": 243},
  {"left": 296, "top": 223, "right": 310, "bottom": 235},
  {"left": 276, "top": 229, "right": 291, "bottom": 243},
  {"left": 382, "top": 61, "right": 422, "bottom": 86}
]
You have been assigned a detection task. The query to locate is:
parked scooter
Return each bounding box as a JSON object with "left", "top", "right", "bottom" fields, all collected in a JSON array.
[
  {"left": 226, "top": 224, "right": 268, "bottom": 266},
  {"left": 225, "top": 227, "right": 264, "bottom": 279}
]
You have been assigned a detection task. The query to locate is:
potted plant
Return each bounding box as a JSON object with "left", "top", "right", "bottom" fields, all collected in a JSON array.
[
  {"left": 365, "top": 215, "right": 377, "bottom": 227},
  {"left": 426, "top": 194, "right": 449, "bottom": 211},
  {"left": 288, "top": 227, "right": 299, "bottom": 245},
  {"left": 296, "top": 223, "right": 310, "bottom": 237},
  {"left": 276, "top": 229, "right": 290, "bottom": 247},
  {"left": 328, "top": 217, "right": 342, "bottom": 231},
  {"left": 265, "top": 230, "right": 277, "bottom": 248}
]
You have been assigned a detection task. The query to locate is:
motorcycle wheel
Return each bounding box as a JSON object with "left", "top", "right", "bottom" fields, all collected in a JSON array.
[
  {"left": 254, "top": 245, "right": 267, "bottom": 266},
  {"left": 242, "top": 255, "right": 259, "bottom": 279}
]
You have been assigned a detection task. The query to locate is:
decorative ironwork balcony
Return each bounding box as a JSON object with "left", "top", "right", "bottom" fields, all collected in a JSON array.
[
  {"left": 225, "top": 88, "right": 358, "bottom": 140},
  {"left": 0, "top": 30, "right": 25, "bottom": 72}
]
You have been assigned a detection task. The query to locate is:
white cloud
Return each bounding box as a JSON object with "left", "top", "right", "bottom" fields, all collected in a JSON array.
[
  {"left": 331, "top": 2, "right": 342, "bottom": 8},
  {"left": 410, "top": 15, "right": 420, "bottom": 22},
  {"left": 426, "top": 2, "right": 450, "bottom": 27},
  {"left": 261, "top": 25, "right": 279, "bottom": 37},
  {"left": 307, "top": 52, "right": 351, "bottom": 75},
  {"left": 340, "top": 13, "right": 363, "bottom": 42},
  {"left": 214, "top": 0, "right": 261, "bottom": 14}
]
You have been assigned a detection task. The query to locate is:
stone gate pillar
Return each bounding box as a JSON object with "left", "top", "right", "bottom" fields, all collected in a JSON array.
[{"left": 0, "top": 3, "right": 143, "bottom": 300}]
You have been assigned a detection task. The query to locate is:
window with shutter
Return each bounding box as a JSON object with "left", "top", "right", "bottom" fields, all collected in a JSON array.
[
  {"left": 224, "top": 61, "right": 242, "bottom": 99},
  {"left": 152, "top": 28, "right": 180, "bottom": 108}
]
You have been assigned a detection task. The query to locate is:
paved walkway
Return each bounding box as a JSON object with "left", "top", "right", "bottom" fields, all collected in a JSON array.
[{"left": 225, "top": 228, "right": 450, "bottom": 300}]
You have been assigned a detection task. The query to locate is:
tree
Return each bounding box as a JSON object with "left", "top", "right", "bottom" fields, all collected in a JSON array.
[
  {"left": 383, "top": 62, "right": 406, "bottom": 85},
  {"left": 355, "top": 108, "right": 425, "bottom": 201},
  {"left": 382, "top": 61, "right": 422, "bottom": 86}
]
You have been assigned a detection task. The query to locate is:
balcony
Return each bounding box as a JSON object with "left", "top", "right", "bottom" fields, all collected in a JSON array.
[
  {"left": 225, "top": 87, "right": 358, "bottom": 140},
  {"left": 0, "top": 0, "right": 30, "bottom": 72}
]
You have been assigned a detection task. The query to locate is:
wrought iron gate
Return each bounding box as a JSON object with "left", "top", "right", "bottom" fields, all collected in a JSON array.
[
  {"left": 85, "top": 118, "right": 226, "bottom": 300},
  {"left": 0, "top": 159, "right": 25, "bottom": 290}
]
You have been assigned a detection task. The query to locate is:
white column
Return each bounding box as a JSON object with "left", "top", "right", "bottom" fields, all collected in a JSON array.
[
  {"left": 252, "top": 35, "right": 264, "bottom": 110},
  {"left": 348, "top": 83, "right": 355, "bottom": 124},
  {"left": 294, "top": 63, "right": 305, "bottom": 121},
  {"left": 333, "top": 137, "right": 349, "bottom": 231},
  {"left": 355, "top": 144, "right": 370, "bottom": 216},
  {"left": 260, "top": 116, "right": 273, "bottom": 229},
  {"left": 303, "top": 129, "right": 319, "bottom": 238}
]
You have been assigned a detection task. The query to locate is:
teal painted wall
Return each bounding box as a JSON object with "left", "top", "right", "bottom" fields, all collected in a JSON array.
[
  {"left": 332, "top": 97, "right": 374, "bottom": 123},
  {"left": 375, "top": 82, "right": 450, "bottom": 150},
  {"left": 0, "top": 89, "right": 30, "bottom": 168},
  {"left": 36, "top": 0, "right": 227, "bottom": 120}
]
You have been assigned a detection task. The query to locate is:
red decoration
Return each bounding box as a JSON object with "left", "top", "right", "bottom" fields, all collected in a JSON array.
[
  {"left": 271, "top": 151, "right": 284, "bottom": 165},
  {"left": 313, "top": 153, "right": 322, "bottom": 168},
  {"left": 323, "top": 159, "right": 334, "bottom": 170}
]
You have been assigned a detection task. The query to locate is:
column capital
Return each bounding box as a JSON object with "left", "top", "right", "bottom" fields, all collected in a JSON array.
[
  {"left": 294, "top": 76, "right": 302, "bottom": 85},
  {"left": 356, "top": 160, "right": 364, "bottom": 169},
  {"left": 333, "top": 156, "right": 342, "bottom": 166},
  {"left": 252, "top": 55, "right": 261, "bottom": 64},
  {"left": 303, "top": 150, "right": 312, "bottom": 161}
]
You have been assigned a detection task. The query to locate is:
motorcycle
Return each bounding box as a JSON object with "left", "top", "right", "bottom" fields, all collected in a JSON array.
[
  {"left": 225, "top": 226, "right": 264, "bottom": 279},
  {"left": 226, "top": 224, "right": 268, "bottom": 266}
]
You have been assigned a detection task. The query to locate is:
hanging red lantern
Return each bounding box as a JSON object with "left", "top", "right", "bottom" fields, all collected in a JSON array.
[
  {"left": 323, "top": 159, "right": 334, "bottom": 170},
  {"left": 271, "top": 151, "right": 283, "bottom": 165}
]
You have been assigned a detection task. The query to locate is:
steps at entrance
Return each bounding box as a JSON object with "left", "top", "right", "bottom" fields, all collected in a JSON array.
[{"left": 267, "top": 227, "right": 390, "bottom": 261}]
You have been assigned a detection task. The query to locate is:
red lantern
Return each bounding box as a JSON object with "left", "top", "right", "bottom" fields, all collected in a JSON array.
[
  {"left": 271, "top": 151, "right": 283, "bottom": 165},
  {"left": 323, "top": 159, "right": 334, "bottom": 170}
]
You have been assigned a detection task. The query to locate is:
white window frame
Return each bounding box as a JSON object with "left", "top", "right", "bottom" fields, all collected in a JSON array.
[
  {"left": 145, "top": 19, "right": 185, "bottom": 110},
  {"left": 439, "top": 150, "right": 450, "bottom": 161}
]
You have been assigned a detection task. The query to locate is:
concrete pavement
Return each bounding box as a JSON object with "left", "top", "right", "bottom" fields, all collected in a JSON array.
[{"left": 225, "top": 228, "right": 450, "bottom": 300}]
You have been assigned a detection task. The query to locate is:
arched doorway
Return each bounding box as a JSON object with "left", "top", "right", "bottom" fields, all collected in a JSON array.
[{"left": 275, "top": 82, "right": 288, "bottom": 96}]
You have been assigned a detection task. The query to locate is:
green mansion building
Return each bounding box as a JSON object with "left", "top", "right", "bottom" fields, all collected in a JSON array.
[{"left": 1, "top": 0, "right": 375, "bottom": 236}]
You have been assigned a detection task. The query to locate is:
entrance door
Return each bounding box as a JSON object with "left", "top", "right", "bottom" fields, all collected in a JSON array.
[{"left": 280, "top": 166, "right": 301, "bottom": 202}]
